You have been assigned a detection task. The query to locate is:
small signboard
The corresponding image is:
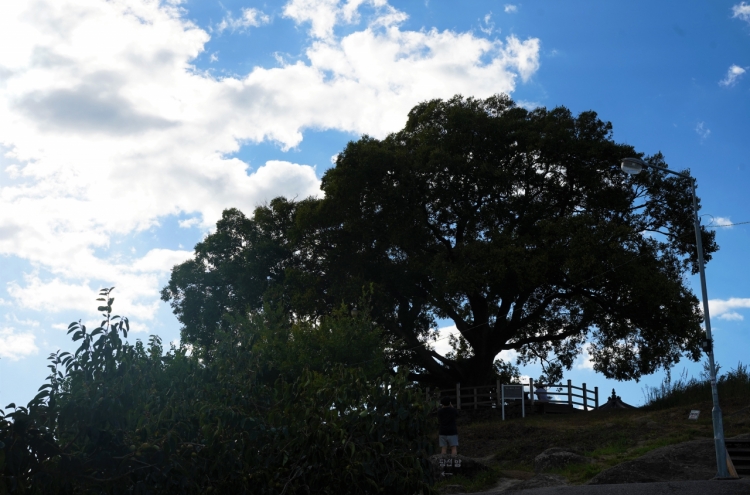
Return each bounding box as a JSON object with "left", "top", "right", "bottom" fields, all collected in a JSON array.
[
  {"left": 438, "top": 457, "right": 461, "bottom": 477},
  {"left": 501, "top": 384, "right": 525, "bottom": 420},
  {"left": 688, "top": 410, "right": 700, "bottom": 420},
  {"left": 503, "top": 385, "right": 524, "bottom": 399},
  {"left": 438, "top": 458, "right": 462, "bottom": 468}
]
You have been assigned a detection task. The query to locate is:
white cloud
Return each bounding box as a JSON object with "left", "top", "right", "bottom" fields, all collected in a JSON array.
[
  {"left": 0, "top": 0, "right": 540, "bottom": 326},
  {"left": 431, "top": 324, "right": 517, "bottom": 363},
  {"left": 719, "top": 64, "right": 746, "bottom": 87},
  {"left": 479, "top": 13, "right": 495, "bottom": 35},
  {"left": 431, "top": 324, "right": 461, "bottom": 356},
  {"left": 216, "top": 7, "right": 271, "bottom": 33},
  {"left": 130, "top": 248, "right": 193, "bottom": 273},
  {"left": 5, "top": 314, "right": 40, "bottom": 327},
  {"left": 732, "top": 2, "right": 750, "bottom": 23},
  {"left": 708, "top": 298, "right": 750, "bottom": 321},
  {"left": 178, "top": 217, "right": 201, "bottom": 229},
  {"left": 718, "top": 311, "right": 744, "bottom": 321},
  {"left": 504, "top": 4, "right": 518, "bottom": 13},
  {"left": 574, "top": 344, "right": 595, "bottom": 370},
  {"left": 695, "top": 122, "right": 711, "bottom": 140},
  {"left": 0, "top": 327, "right": 38, "bottom": 360},
  {"left": 284, "top": 0, "right": 408, "bottom": 40},
  {"left": 517, "top": 99, "right": 541, "bottom": 110},
  {"left": 708, "top": 216, "right": 733, "bottom": 229}
]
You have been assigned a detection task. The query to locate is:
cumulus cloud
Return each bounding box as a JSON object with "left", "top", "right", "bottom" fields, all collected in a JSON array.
[
  {"left": 284, "top": 0, "right": 408, "bottom": 40},
  {"left": 707, "top": 216, "right": 734, "bottom": 229},
  {"left": 0, "top": 327, "right": 38, "bottom": 360},
  {"left": 504, "top": 4, "right": 518, "bottom": 13},
  {"left": 720, "top": 64, "right": 746, "bottom": 87},
  {"left": 732, "top": 2, "right": 750, "bottom": 23},
  {"left": 216, "top": 8, "right": 271, "bottom": 33},
  {"left": 709, "top": 298, "right": 750, "bottom": 321},
  {"left": 0, "top": 0, "right": 540, "bottom": 330}
]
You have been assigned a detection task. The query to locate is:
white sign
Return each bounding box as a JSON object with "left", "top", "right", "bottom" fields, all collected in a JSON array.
[{"left": 688, "top": 410, "right": 700, "bottom": 420}]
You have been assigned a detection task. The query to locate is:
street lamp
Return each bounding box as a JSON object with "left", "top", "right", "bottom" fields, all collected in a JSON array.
[{"left": 620, "top": 157, "right": 731, "bottom": 479}]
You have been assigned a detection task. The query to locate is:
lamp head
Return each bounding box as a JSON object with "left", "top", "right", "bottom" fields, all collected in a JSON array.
[{"left": 620, "top": 157, "right": 645, "bottom": 175}]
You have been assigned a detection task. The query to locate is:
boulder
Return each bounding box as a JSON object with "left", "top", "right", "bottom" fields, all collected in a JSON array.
[{"left": 533, "top": 448, "right": 592, "bottom": 473}]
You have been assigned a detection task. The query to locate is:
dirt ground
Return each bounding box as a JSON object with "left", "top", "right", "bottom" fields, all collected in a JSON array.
[{"left": 433, "top": 396, "right": 750, "bottom": 489}]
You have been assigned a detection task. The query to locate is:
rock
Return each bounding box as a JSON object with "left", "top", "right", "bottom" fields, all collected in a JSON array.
[
  {"left": 586, "top": 438, "right": 715, "bottom": 484},
  {"left": 533, "top": 448, "right": 592, "bottom": 473},
  {"left": 506, "top": 473, "right": 568, "bottom": 490},
  {"left": 429, "top": 454, "right": 489, "bottom": 480}
]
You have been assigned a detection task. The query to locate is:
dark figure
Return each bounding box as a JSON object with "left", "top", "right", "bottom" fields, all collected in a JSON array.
[{"left": 437, "top": 396, "right": 459, "bottom": 455}]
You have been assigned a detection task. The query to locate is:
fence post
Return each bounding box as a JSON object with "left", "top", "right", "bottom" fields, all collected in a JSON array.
[
  {"left": 456, "top": 382, "right": 461, "bottom": 410},
  {"left": 594, "top": 386, "right": 599, "bottom": 409},
  {"left": 567, "top": 379, "right": 573, "bottom": 407},
  {"left": 529, "top": 377, "right": 534, "bottom": 407},
  {"left": 501, "top": 385, "right": 505, "bottom": 420},
  {"left": 583, "top": 383, "right": 587, "bottom": 411},
  {"left": 496, "top": 379, "right": 500, "bottom": 409}
]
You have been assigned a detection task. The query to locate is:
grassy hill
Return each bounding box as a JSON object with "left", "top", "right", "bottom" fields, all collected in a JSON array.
[{"left": 434, "top": 364, "right": 750, "bottom": 492}]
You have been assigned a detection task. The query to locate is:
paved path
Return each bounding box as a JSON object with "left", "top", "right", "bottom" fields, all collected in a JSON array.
[{"left": 475, "top": 478, "right": 750, "bottom": 495}]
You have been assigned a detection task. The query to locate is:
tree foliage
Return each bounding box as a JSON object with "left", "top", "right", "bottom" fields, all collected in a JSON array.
[
  {"left": 0, "top": 289, "right": 434, "bottom": 494},
  {"left": 162, "top": 94, "right": 716, "bottom": 386}
]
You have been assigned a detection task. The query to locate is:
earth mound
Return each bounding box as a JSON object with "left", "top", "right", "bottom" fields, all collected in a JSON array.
[{"left": 587, "top": 438, "right": 717, "bottom": 484}]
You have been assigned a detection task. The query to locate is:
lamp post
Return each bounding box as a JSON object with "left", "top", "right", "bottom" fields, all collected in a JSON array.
[{"left": 620, "top": 157, "right": 730, "bottom": 479}]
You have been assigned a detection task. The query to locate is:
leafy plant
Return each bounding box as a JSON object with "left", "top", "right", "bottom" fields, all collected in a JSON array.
[{"left": 0, "top": 289, "right": 435, "bottom": 494}]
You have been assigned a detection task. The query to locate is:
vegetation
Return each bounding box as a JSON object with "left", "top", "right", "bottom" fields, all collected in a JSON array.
[
  {"left": 1, "top": 95, "right": 733, "bottom": 493},
  {"left": 0, "top": 289, "right": 435, "bottom": 494},
  {"left": 163, "top": 94, "right": 716, "bottom": 387},
  {"left": 432, "top": 364, "right": 750, "bottom": 491},
  {"left": 642, "top": 362, "right": 750, "bottom": 410}
]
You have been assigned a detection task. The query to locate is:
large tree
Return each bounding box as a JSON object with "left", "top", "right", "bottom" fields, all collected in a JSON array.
[{"left": 162, "top": 94, "right": 716, "bottom": 386}]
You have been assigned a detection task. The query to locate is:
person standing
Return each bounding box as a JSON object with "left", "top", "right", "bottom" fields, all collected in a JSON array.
[{"left": 437, "top": 396, "right": 459, "bottom": 456}]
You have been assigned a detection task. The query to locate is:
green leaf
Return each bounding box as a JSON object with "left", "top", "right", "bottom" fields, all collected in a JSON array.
[{"left": 32, "top": 390, "right": 50, "bottom": 401}]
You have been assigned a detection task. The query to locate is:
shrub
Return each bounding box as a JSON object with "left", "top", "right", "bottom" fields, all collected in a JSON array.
[{"left": 0, "top": 289, "right": 434, "bottom": 494}]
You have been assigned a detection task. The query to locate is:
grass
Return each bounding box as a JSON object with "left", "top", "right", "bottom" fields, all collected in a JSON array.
[
  {"left": 430, "top": 362, "right": 750, "bottom": 492},
  {"left": 642, "top": 361, "right": 750, "bottom": 410}
]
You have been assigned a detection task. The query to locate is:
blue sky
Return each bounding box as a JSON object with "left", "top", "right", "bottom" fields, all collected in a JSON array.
[{"left": 1, "top": 0, "right": 749, "bottom": 409}]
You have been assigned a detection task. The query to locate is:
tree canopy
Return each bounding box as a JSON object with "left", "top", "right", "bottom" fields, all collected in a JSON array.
[{"left": 162, "top": 94, "right": 716, "bottom": 386}]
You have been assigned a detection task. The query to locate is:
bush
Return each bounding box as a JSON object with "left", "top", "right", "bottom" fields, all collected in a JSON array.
[{"left": 0, "top": 289, "right": 434, "bottom": 494}]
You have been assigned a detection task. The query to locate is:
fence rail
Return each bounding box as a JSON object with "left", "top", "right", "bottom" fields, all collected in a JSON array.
[{"left": 428, "top": 379, "right": 599, "bottom": 412}]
